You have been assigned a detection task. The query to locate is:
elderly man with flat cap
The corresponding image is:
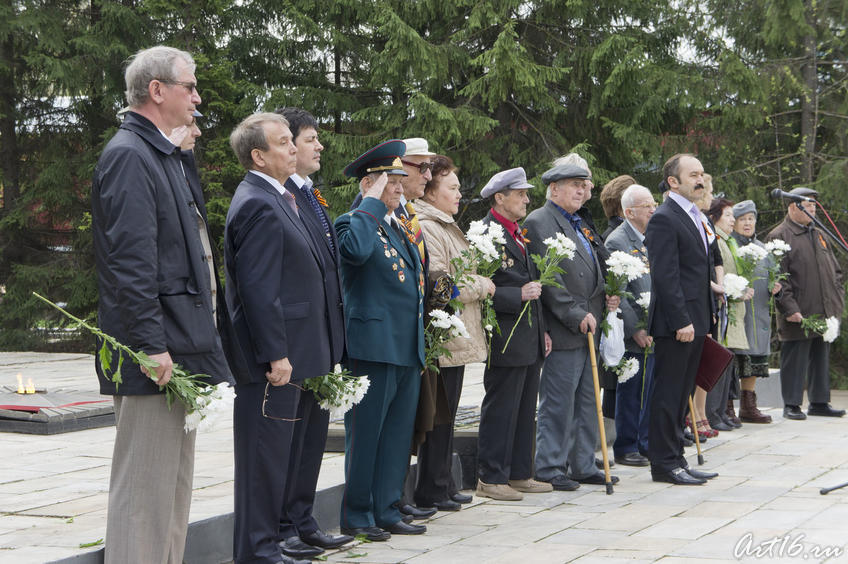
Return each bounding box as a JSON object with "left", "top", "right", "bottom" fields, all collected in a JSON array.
[
  {"left": 475, "top": 168, "right": 553, "bottom": 501},
  {"left": 766, "top": 187, "right": 845, "bottom": 420},
  {"left": 334, "top": 140, "right": 427, "bottom": 540},
  {"left": 524, "top": 163, "right": 621, "bottom": 491}
]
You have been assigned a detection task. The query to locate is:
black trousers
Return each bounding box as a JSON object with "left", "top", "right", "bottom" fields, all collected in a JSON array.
[
  {"left": 234, "top": 382, "right": 298, "bottom": 564},
  {"left": 648, "top": 336, "right": 705, "bottom": 474},
  {"left": 278, "top": 389, "right": 330, "bottom": 540},
  {"left": 477, "top": 361, "right": 542, "bottom": 484},
  {"left": 780, "top": 337, "right": 831, "bottom": 406},
  {"left": 414, "top": 365, "right": 464, "bottom": 505}
]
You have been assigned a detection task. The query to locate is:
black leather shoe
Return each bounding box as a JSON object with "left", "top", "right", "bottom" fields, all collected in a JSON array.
[
  {"left": 682, "top": 435, "right": 694, "bottom": 447},
  {"left": 683, "top": 428, "right": 702, "bottom": 443},
  {"left": 301, "top": 529, "right": 353, "bottom": 550},
  {"left": 340, "top": 526, "right": 390, "bottom": 542},
  {"left": 783, "top": 405, "right": 807, "bottom": 420},
  {"left": 401, "top": 514, "right": 414, "bottom": 524},
  {"left": 432, "top": 499, "right": 461, "bottom": 512},
  {"left": 614, "top": 452, "right": 650, "bottom": 467},
  {"left": 807, "top": 403, "right": 846, "bottom": 417},
  {"left": 545, "top": 475, "right": 580, "bottom": 491},
  {"left": 575, "top": 472, "right": 620, "bottom": 485},
  {"left": 397, "top": 503, "right": 437, "bottom": 519},
  {"left": 652, "top": 467, "right": 706, "bottom": 485},
  {"left": 722, "top": 413, "right": 742, "bottom": 429},
  {"left": 685, "top": 467, "right": 718, "bottom": 480},
  {"left": 451, "top": 492, "right": 473, "bottom": 504},
  {"left": 710, "top": 419, "right": 734, "bottom": 431},
  {"left": 280, "top": 537, "right": 324, "bottom": 559},
  {"left": 383, "top": 521, "right": 426, "bottom": 535},
  {"left": 278, "top": 556, "right": 310, "bottom": 564},
  {"left": 595, "top": 457, "right": 615, "bottom": 469}
]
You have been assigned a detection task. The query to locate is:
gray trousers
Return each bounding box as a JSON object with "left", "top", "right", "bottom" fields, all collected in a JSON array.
[
  {"left": 780, "top": 338, "right": 831, "bottom": 407},
  {"left": 535, "top": 348, "right": 598, "bottom": 481},
  {"left": 105, "top": 394, "right": 195, "bottom": 564},
  {"left": 705, "top": 361, "right": 735, "bottom": 425}
]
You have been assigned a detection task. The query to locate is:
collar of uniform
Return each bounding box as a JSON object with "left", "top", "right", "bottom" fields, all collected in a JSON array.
[
  {"left": 250, "top": 170, "right": 288, "bottom": 197},
  {"left": 120, "top": 111, "right": 179, "bottom": 156}
]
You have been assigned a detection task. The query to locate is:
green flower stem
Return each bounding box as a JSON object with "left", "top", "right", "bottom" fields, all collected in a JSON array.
[
  {"left": 501, "top": 299, "right": 533, "bottom": 354},
  {"left": 32, "top": 292, "right": 210, "bottom": 414}
]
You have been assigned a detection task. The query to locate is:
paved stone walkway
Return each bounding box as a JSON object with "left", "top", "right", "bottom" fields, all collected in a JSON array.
[{"left": 2, "top": 352, "right": 848, "bottom": 563}]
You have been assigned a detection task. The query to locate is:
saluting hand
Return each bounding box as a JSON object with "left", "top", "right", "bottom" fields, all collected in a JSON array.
[{"left": 362, "top": 172, "right": 388, "bottom": 200}]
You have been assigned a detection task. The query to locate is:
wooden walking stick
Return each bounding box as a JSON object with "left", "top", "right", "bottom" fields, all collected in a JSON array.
[
  {"left": 587, "top": 331, "right": 614, "bottom": 495},
  {"left": 687, "top": 395, "right": 704, "bottom": 465}
]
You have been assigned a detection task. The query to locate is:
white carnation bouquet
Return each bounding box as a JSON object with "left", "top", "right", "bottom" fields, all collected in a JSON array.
[
  {"left": 801, "top": 315, "right": 840, "bottom": 343},
  {"left": 501, "top": 232, "right": 577, "bottom": 353},
  {"left": 425, "top": 310, "right": 471, "bottom": 373},
  {"left": 602, "top": 250, "right": 649, "bottom": 336},
  {"left": 764, "top": 238, "right": 791, "bottom": 317},
  {"left": 608, "top": 356, "right": 640, "bottom": 384},
  {"left": 302, "top": 364, "right": 370, "bottom": 421}
]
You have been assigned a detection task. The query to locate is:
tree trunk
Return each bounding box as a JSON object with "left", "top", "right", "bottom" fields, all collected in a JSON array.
[
  {"left": 799, "top": 0, "right": 817, "bottom": 183},
  {"left": 0, "top": 14, "right": 19, "bottom": 212}
]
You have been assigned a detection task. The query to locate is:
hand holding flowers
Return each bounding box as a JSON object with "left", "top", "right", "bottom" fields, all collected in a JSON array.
[
  {"left": 500, "top": 233, "right": 577, "bottom": 353},
  {"left": 425, "top": 310, "right": 471, "bottom": 373},
  {"left": 800, "top": 315, "right": 840, "bottom": 343},
  {"left": 302, "top": 365, "right": 370, "bottom": 421}
]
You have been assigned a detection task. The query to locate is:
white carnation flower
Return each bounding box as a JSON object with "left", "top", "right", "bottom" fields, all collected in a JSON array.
[
  {"left": 723, "top": 273, "right": 749, "bottom": 300},
  {"left": 765, "top": 239, "right": 791, "bottom": 256},
  {"left": 449, "top": 314, "right": 471, "bottom": 339},
  {"left": 636, "top": 291, "right": 651, "bottom": 310},
  {"left": 467, "top": 220, "right": 487, "bottom": 238},
  {"left": 606, "top": 250, "right": 649, "bottom": 282},
  {"left": 736, "top": 243, "right": 768, "bottom": 262},
  {"left": 184, "top": 409, "right": 203, "bottom": 432},
  {"left": 429, "top": 309, "right": 452, "bottom": 329},
  {"left": 824, "top": 316, "right": 840, "bottom": 343},
  {"left": 616, "top": 357, "right": 640, "bottom": 383}
]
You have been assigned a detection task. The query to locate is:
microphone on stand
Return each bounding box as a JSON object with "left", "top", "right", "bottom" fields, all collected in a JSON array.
[{"left": 769, "top": 189, "right": 815, "bottom": 202}]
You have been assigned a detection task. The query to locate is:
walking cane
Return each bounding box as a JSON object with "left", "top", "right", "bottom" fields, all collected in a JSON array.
[
  {"left": 687, "top": 396, "right": 704, "bottom": 465},
  {"left": 820, "top": 482, "right": 848, "bottom": 495},
  {"left": 587, "top": 331, "right": 614, "bottom": 495}
]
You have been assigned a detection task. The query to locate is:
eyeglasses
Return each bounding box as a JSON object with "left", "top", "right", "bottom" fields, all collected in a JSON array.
[
  {"left": 157, "top": 79, "right": 198, "bottom": 94},
  {"left": 631, "top": 201, "right": 659, "bottom": 210},
  {"left": 401, "top": 160, "right": 433, "bottom": 174}
]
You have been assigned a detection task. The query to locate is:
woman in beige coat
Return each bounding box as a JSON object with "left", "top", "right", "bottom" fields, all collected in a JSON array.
[{"left": 412, "top": 155, "right": 494, "bottom": 511}]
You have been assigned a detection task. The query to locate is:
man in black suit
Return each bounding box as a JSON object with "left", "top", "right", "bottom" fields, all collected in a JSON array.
[
  {"left": 475, "top": 168, "right": 553, "bottom": 501},
  {"left": 273, "top": 107, "right": 352, "bottom": 559},
  {"left": 225, "top": 112, "right": 336, "bottom": 564},
  {"left": 645, "top": 153, "right": 719, "bottom": 486}
]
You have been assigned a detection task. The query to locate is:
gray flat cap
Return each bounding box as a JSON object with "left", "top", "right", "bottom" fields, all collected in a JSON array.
[
  {"left": 481, "top": 167, "right": 534, "bottom": 198},
  {"left": 732, "top": 200, "right": 757, "bottom": 218},
  {"left": 790, "top": 187, "right": 818, "bottom": 198},
  {"left": 541, "top": 163, "right": 590, "bottom": 185}
]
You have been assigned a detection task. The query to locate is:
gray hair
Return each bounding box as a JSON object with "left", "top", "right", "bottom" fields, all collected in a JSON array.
[
  {"left": 620, "top": 184, "right": 652, "bottom": 210},
  {"left": 230, "top": 112, "right": 290, "bottom": 170},
  {"left": 125, "top": 46, "right": 195, "bottom": 107},
  {"left": 548, "top": 152, "right": 591, "bottom": 199}
]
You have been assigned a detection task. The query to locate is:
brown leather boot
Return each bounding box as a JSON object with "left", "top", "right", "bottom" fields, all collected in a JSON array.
[
  {"left": 739, "top": 390, "right": 772, "bottom": 423},
  {"left": 725, "top": 399, "right": 742, "bottom": 428}
]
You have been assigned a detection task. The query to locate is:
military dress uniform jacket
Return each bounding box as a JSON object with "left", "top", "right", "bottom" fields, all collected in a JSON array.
[
  {"left": 767, "top": 218, "right": 844, "bottom": 342},
  {"left": 91, "top": 111, "right": 233, "bottom": 394},
  {"left": 524, "top": 201, "right": 605, "bottom": 350},
  {"left": 335, "top": 197, "right": 425, "bottom": 368},
  {"left": 484, "top": 212, "right": 545, "bottom": 367}
]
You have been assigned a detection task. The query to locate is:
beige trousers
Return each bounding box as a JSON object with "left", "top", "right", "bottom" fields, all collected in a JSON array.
[{"left": 105, "top": 394, "right": 196, "bottom": 564}]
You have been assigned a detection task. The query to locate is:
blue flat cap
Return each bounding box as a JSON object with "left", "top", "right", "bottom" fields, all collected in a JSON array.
[
  {"left": 541, "top": 163, "right": 590, "bottom": 185},
  {"left": 481, "top": 167, "right": 534, "bottom": 198},
  {"left": 343, "top": 139, "right": 408, "bottom": 179}
]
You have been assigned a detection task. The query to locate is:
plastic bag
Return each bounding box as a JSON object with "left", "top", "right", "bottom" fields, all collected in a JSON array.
[{"left": 599, "top": 309, "right": 625, "bottom": 367}]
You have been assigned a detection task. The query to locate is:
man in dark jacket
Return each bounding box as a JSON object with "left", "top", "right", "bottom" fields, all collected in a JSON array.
[
  {"left": 273, "top": 107, "right": 352, "bottom": 559},
  {"left": 766, "top": 188, "right": 845, "bottom": 420},
  {"left": 91, "top": 46, "right": 233, "bottom": 563},
  {"left": 476, "top": 167, "right": 553, "bottom": 501}
]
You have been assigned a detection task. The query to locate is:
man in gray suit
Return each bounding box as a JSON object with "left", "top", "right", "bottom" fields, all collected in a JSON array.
[
  {"left": 604, "top": 184, "right": 656, "bottom": 467},
  {"left": 524, "top": 163, "right": 620, "bottom": 491}
]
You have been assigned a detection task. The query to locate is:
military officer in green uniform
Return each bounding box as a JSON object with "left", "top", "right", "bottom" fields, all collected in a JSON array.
[{"left": 335, "top": 140, "right": 427, "bottom": 540}]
